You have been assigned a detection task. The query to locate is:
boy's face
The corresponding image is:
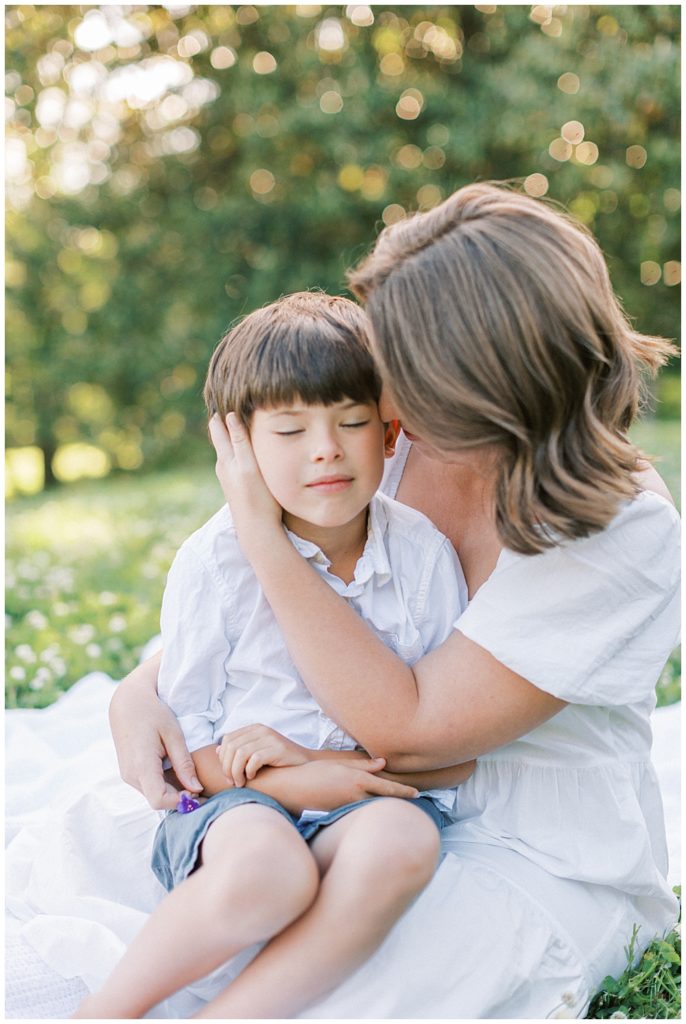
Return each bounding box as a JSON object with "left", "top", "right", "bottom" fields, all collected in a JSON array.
[{"left": 249, "top": 399, "right": 394, "bottom": 532}]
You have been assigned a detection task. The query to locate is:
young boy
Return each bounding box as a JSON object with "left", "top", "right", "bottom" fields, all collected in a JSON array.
[{"left": 74, "top": 292, "right": 471, "bottom": 1019}]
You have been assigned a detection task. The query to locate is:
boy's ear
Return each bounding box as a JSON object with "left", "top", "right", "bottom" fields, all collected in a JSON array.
[{"left": 383, "top": 419, "right": 401, "bottom": 459}]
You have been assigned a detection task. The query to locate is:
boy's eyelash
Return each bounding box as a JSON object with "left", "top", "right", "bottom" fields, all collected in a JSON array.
[{"left": 274, "top": 420, "right": 370, "bottom": 436}]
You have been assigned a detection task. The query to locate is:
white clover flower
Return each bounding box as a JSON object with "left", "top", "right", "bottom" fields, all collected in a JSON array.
[
  {"left": 49, "top": 657, "right": 67, "bottom": 677},
  {"left": 15, "top": 644, "right": 37, "bottom": 663},
  {"left": 69, "top": 623, "right": 97, "bottom": 644},
  {"left": 25, "top": 609, "right": 49, "bottom": 629},
  {"left": 108, "top": 614, "right": 127, "bottom": 633},
  {"left": 99, "top": 591, "right": 117, "bottom": 606},
  {"left": 9, "top": 666, "right": 26, "bottom": 681},
  {"left": 29, "top": 667, "right": 51, "bottom": 690},
  {"left": 40, "top": 644, "right": 60, "bottom": 661},
  {"left": 610, "top": 1013, "right": 628, "bottom": 1020},
  {"left": 54, "top": 602, "right": 71, "bottom": 616},
  {"left": 18, "top": 562, "right": 39, "bottom": 580},
  {"left": 106, "top": 637, "right": 124, "bottom": 651},
  {"left": 86, "top": 643, "right": 102, "bottom": 658}
]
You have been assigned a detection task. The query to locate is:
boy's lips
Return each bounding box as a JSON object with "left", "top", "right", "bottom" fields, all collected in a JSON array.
[{"left": 306, "top": 475, "right": 354, "bottom": 492}]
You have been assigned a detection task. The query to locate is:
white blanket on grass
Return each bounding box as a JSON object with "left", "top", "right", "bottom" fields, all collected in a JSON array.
[{"left": 5, "top": 672, "right": 681, "bottom": 1019}]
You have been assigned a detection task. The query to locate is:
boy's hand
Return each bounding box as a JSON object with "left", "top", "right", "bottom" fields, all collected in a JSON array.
[{"left": 217, "top": 724, "right": 312, "bottom": 786}]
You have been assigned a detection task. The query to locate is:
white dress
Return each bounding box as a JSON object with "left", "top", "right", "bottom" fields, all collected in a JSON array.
[
  {"left": 300, "top": 434, "right": 680, "bottom": 1019},
  {"left": 5, "top": 433, "right": 680, "bottom": 1019}
]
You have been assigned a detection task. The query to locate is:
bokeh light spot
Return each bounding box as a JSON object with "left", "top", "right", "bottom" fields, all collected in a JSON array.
[
  {"left": 640, "top": 261, "right": 661, "bottom": 286},
  {"left": 663, "top": 261, "right": 681, "bottom": 286},
  {"left": 575, "top": 141, "right": 599, "bottom": 165},
  {"left": 253, "top": 52, "right": 277, "bottom": 75},
  {"left": 320, "top": 90, "right": 343, "bottom": 113},
  {"left": 396, "top": 89, "right": 423, "bottom": 120},
  {"left": 524, "top": 173, "right": 549, "bottom": 197},
  {"left": 394, "top": 144, "right": 422, "bottom": 170},
  {"left": 382, "top": 203, "right": 405, "bottom": 226},
  {"left": 416, "top": 184, "right": 442, "bottom": 209},
  {"left": 346, "top": 5, "right": 374, "bottom": 27},
  {"left": 210, "top": 47, "right": 237, "bottom": 70},
  {"left": 626, "top": 145, "right": 647, "bottom": 169},
  {"left": 549, "top": 137, "right": 572, "bottom": 162},
  {"left": 338, "top": 164, "right": 364, "bottom": 191},
  {"left": 557, "top": 72, "right": 580, "bottom": 94},
  {"left": 249, "top": 168, "right": 275, "bottom": 194},
  {"left": 561, "top": 120, "right": 584, "bottom": 144}
]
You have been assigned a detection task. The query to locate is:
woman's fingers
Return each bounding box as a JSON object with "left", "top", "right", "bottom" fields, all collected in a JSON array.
[
  {"left": 137, "top": 753, "right": 187, "bottom": 811},
  {"left": 208, "top": 412, "right": 234, "bottom": 464},
  {"left": 362, "top": 774, "right": 419, "bottom": 799},
  {"left": 162, "top": 724, "right": 202, "bottom": 793}
]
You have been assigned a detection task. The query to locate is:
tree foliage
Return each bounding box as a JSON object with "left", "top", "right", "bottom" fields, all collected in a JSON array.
[{"left": 6, "top": 4, "right": 680, "bottom": 482}]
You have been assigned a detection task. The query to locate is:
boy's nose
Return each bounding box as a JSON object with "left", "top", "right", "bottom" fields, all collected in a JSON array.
[{"left": 312, "top": 433, "right": 344, "bottom": 462}]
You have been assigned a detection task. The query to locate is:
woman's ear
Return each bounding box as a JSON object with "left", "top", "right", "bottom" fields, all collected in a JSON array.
[{"left": 383, "top": 419, "right": 401, "bottom": 459}]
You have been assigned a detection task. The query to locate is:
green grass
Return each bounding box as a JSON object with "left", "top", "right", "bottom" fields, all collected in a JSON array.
[
  {"left": 6, "top": 458, "right": 222, "bottom": 708},
  {"left": 587, "top": 891, "right": 681, "bottom": 1019}
]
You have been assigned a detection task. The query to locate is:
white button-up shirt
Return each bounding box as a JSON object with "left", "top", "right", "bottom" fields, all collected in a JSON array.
[{"left": 158, "top": 491, "right": 468, "bottom": 812}]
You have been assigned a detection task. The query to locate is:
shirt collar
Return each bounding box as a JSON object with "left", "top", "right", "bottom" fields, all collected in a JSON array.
[{"left": 285, "top": 495, "right": 393, "bottom": 592}]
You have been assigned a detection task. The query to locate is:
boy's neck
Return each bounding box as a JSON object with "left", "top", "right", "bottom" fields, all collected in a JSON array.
[{"left": 282, "top": 507, "right": 369, "bottom": 585}]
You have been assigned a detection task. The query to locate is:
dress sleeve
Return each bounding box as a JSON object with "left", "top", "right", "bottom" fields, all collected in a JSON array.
[
  {"left": 455, "top": 493, "right": 680, "bottom": 706},
  {"left": 158, "top": 542, "right": 233, "bottom": 751}
]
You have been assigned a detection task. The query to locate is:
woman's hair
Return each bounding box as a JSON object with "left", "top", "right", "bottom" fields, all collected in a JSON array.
[
  {"left": 348, "top": 182, "right": 676, "bottom": 554},
  {"left": 204, "top": 290, "right": 380, "bottom": 423}
]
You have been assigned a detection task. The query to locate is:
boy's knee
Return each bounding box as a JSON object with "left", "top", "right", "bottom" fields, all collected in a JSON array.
[
  {"left": 348, "top": 800, "right": 441, "bottom": 893},
  {"left": 204, "top": 809, "right": 319, "bottom": 916}
]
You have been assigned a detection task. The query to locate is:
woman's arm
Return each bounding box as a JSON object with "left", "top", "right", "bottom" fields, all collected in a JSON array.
[
  {"left": 211, "top": 414, "right": 565, "bottom": 769},
  {"left": 109, "top": 652, "right": 202, "bottom": 810}
]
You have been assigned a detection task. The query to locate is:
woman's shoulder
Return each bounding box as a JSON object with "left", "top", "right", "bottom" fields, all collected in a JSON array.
[{"left": 496, "top": 489, "right": 679, "bottom": 583}]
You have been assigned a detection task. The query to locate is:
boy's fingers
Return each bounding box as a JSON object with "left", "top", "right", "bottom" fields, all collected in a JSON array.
[{"left": 226, "top": 413, "right": 261, "bottom": 473}]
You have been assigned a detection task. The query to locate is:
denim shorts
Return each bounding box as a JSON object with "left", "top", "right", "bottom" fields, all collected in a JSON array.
[{"left": 151, "top": 788, "right": 446, "bottom": 892}]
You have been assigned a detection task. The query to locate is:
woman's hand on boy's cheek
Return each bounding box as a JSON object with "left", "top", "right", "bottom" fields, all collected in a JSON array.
[
  {"left": 216, "top": 724, "right": 313, "bottom": 787},
  {"left": 208, "top": 413, "right": 282, "bottom": 542}
]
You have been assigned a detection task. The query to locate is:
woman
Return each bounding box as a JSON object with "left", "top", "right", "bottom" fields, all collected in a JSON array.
[{"left": 111, "top": 183, "right": 679, "bottom": 1018}]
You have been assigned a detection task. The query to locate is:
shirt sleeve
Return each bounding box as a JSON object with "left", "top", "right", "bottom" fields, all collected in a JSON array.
[
  {"left": 416, "top": 536, "right": 469, "bottom": 653},
  {"left": 455, "top": 493, "right": 680, "bottom": 706},
  {"left": 158, "top": 542, "right": 233, "bottom": 752}
]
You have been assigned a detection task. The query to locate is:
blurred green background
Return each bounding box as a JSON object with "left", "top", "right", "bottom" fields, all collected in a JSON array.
[{"left": 6, "top": 5, "right": 680, "bottom": 706}]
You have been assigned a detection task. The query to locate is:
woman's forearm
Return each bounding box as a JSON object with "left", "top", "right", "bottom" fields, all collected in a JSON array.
[{"left": 249, "top": 530, "right": 422, "bottom": 753}]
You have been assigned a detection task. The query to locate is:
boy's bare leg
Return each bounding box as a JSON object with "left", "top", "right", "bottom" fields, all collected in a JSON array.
[
  {"left": 72, "top": 805, "right": 319, "bottom": 1019},
  {"left": 194, "top": 798, "right": 441, "bottom": 1019}
]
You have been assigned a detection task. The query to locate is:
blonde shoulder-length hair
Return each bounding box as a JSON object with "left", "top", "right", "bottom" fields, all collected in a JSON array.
[{"left": 348, "top": 182, "right": 676, "bottom": 555}]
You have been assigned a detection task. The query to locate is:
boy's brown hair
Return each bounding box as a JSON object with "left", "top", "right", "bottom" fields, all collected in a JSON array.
[
  {"left": 204, "top": 291, "right": 380, "bottom": 423},
  {"left": 348, "top": 182, "right": 676, "bottom": 554}
]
